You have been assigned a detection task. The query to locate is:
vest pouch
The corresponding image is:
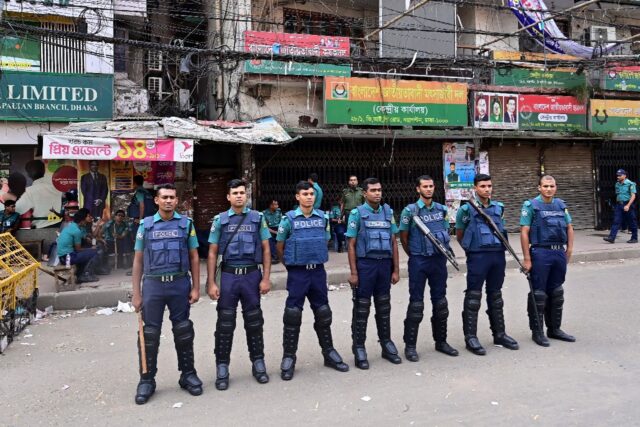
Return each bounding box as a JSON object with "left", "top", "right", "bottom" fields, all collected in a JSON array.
[
  {"left": 478, "top": 224, "right": 500, "bottom": 247},
  {"left": 150, "top": 241, "right": 167, "bottom": 267},
  {"left": 167, "top": 241, "right": 182, "bottom": 265},
  {"left": 542, "top": 216, "right": 568, "bottom": 244},
  {"left": 366, "top": 230, "right": 391, "bottom": 252},
  {"left": 240, "top": 233, "right": 256, "bottom": 256},
  {"left": 226, "top": 234, "right": 242, "bottom": 257},
  {"left": 295, "top": 237, "right": 327, "bottom": 263}
]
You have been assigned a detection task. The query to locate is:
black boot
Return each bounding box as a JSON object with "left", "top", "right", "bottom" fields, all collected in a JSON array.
[
  {"left": 214, "top": 308, "right": 236, "bottom": 390},
  {"left": 403, "top": 301, "right": 424, "bottom": 362},
  {"left": 173, "top": 320, "right": 203, "bottom": 396},
  {"left": 281, "top": 307, "right": 302, "bottom": 381},
  {"left": 431, "top": 298, "right": 459, "bottom": 356},
  {"left": 244, "top": 308, "right": 269, "bottom": 384},
  {"left": 546, "top": 287, "right": 576, "bottom": 342},
  {"left": 78, "top": 256, "right": 100, "bottom": 283},
  {"left": 374, "top": 295, "right": 401, "bottom": 364},
  {"left": 135, "top": 326, "right": 160, "bottom": 405},
  {"left": 462, "top": 290, "right": 486, "bottom": 355},
  {"left": 313, "top": 305, "right": 349, "bottom": 372},
  {"left": 351, "top": 293, "right": 371, "bottom": 370},
  {"left": 528, "top": 291, "right": 550, "bottom": 347},
  {"left": 486, "top": 292, "right": 519, "bottom": 350}
]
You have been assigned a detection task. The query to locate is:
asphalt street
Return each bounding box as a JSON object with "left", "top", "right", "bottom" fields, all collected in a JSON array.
[{"left": 2, "top": 259, "right": 639, "bottom": 426}]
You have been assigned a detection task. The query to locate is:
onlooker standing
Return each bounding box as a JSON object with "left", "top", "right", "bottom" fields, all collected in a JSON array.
[
  {"left": 340, "top": 175, "right": 364, "bottom": 216},
  {"left": 329, "top": 198, "right": 346, "bottom": 252},
  {"left": 0, "top": 200, "right": 20, "bottom": 235},
  {"left": 102, "top": 209, "right": 133, "bottom": 268},
  {"left": 603, "top": 169, "right": 638, "bottom": 244},
  {"left": 262, "top": 199, "right": 282, "bottom": 263},
  {"left": 308, "top": 173, "right": 323, "bottom": 210}
]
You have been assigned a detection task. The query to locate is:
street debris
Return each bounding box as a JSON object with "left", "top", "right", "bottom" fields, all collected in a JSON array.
[
  {"left": 172, "top": 402, "right": 183, "bottom": 408},
  {"left": 61, "top": 385, "right": 70, "bottom": 391},
  {"left": 491, "top": 401, "right": 499, "bottom": 406},
  {"left": 328, "top": 284, "right": 339, "bottom": 291},
  {"left": 96, "top": 308, "right": 114, "bottom": 316},
  {"left": 116, "top": 301, "right": 135, "bottom": 313},
  {"left": 361, "top": 396, "right": 371, "bottom": 402},
  {"left": 76, "top": 308, "right": 88, "bottom": 314}
]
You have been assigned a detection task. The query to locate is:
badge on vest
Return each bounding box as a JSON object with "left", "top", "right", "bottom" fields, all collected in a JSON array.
[
  {"left": 152, "top": 230, "right": 180, "bottom": 239},
  {"left": 293, "top": 219, "right": 324, "bottom": 228}
]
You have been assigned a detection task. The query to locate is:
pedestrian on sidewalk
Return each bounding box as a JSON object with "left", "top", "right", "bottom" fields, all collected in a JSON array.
[
  {"left": 603, "top": 169, "right": 638, "bottom": 244},
  {"left": 262, "top": 199, "right": 282, "bottom": 264},
  {"left": 206, "top": 179, "right": 272, "bottom": 391},
  {"left": 346, "top": 177, "right": 401, "bottom": 370},
  {"left": 455, "top": 174, "right": 519, "bottom": 356},
  {"left": 276, "top": 181, "right": 349, "bottom": 381},
  {"left": 520, "top": 175, "right": 576, "bottom": 347},
  {"left": 330, "top": 198, "right": 346, "bottom": 252},
  {"left": 399, "top": 175, "right": 459, "bottom": 362},
  {"left": 131, "top": 183, "right": 203, "bottom": 405}
]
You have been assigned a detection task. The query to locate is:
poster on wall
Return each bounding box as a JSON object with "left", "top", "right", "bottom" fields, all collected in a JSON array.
[
  {"left": 132, "top": 161, "right": 154, "bottom": 188},
  {"left": 443, "top": 142, "right": 485, "bottom": 223},
  {"left": 152, "top": 162, "right": 176, "bottom": 185},
  {"left": 110, "top": 161, "right": 133, "bottom": 192},
  {"left": 78, "top": 160, "right": 110, "bottom": 221},
  {"left": 473, "top": 92, "right": 519, "bottom": 129}
]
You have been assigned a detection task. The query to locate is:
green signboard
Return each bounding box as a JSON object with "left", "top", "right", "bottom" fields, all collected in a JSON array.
[
  {"left": 245, "top": 60, "right": 350, "bottom": 77},
  {"left": 603, "top": 67, "right": 640, "bottom": 92},
  {"left": 494, "top": 68, "right": 585, "bottom": 90},
  {"left": 0, "top": 71, "right": 113, "bottom": 121}
]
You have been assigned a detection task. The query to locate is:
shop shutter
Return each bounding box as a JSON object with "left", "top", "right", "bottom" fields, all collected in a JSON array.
[
  {"left": 193, "top": 169, "right": 235, "bottom": 230},
  {"left": 488, "top": 143, "right": 540, "bottom": 232},
  {"left": 544, "top": 144, "right": 595, "bottom": 229}
]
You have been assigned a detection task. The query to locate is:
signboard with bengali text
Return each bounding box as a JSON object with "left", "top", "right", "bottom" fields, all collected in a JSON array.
[{"left": 590, "top": 99, "right": 640, "bottom": 134}]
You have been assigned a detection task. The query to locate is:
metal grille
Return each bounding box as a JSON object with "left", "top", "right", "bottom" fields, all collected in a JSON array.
[
  {"left": 543, "top": 144, "right": 595, "bottom": 230},
  {"left": 193, "top": 169, "right": 235, "bottom": 230},
  {"left": 40, "top": 22, "right": 85, "bottom": 73},
  {"left": 255, "top": 138, "right": 444, "bottom": 214},
  {"left": 594, "top": 141, "right": 640, "bottom": 230}
]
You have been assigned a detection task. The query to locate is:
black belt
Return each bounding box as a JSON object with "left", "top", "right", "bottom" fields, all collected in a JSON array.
[
  {"left": 146, "top": 272, "right": 189, "bottom": 282},
  {"left": 287, "top": 264, "right": 322, "bottom": 270},
  {"left": 533, "top": 244, "right": 565, "bottom": 250},
  {"left": 221, "top": 264, "right": 259, "bottom": 275}
]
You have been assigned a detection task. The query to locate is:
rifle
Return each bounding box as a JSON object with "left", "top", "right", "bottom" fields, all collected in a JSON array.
[
  {"left": 466, "top": 197, "right": 543, "bottom": 334},
  {"left": 411, "top": 213, "right": 460, "bottom": 271}
]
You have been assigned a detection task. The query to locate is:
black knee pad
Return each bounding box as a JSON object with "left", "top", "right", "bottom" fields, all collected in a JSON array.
[
  {"left": 374, "top": 295, "right": 391, "bottom": 315},
  {"left": 407, "top": 301, "right": 424, "bottom": 322},
  {"left": 549, "top": 286, "right": 564, "bottom": 305},
  {"left": 283, "top": 306, "right": 302, "bottom": 327},
  {"left": 217, "top": 309, "right": 237, "bottom": 333},
  {"left": 464, "top": 290, "right": 482, "bottom": 310},
  {"left": 172, "top": 320, "right": 194, "bottom": 344},
  {"left": 313, "top": 304, "right": 332, "bottom": 327},
  {"left": 243, "top": 308, "right": 264, "bottom": 332},
  {"left": 432, "top": 297, "right": 449, "bottom": 318},
  {"left": 143, "top": 326, "right": 161, "bottom": 345},
  {"left": 487, "top": 292, "right": 504, "bottom": 308},
  {"left": 532, "top": 290, "right": 548, "bottom": 303},
  {"left": 355, "top": 298, "right": 371, "bottom": 317}
]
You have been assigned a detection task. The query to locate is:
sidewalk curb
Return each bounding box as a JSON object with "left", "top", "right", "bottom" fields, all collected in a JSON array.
[{"left": 37, "top": 247, "right": 640, "bottom": 310}]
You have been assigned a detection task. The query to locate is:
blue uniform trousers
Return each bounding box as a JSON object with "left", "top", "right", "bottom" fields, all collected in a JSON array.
[
  {"left": 465, "top": 251, "right": 506, "bottom": 293},
  {"left": 530, "top": 247, "right": 567, "bottom": 293},
  {"left": 269, "top": 227, "right": 278, "bottom": 260},
  {"left": 142, "top": 275, "right": 192, "bottom": 328},
  {"left": 408, "top": 254, "right": 448, "bottom": 304},
  {"left": 609, "top": 202, "right": 638, "bottom": 240},
  {"left": 285, "top": 265, "right": 328, "bottom": 310},
  {"left": 59, "top": 249, "right": 98, "bottom": 274},
  {"left": 217, "top": 269, "right": 262, "bottom": 312},
  {"left": 332, "top": 223, "right": 346, "bottom": 251},
  {"left": 354, "top": 258, "right": 392, "bottom": 299}
]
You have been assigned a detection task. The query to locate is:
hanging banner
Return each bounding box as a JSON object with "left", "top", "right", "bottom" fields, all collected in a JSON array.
[
  {"left": 110, "top": 161, "right": 133, "bottom": 192},
  {"left": 518, "top": 94, "right": 587, "bottom": 131},
  {"left": 473, "top": 92, "right": 519, "bottom": 129},
  {"left": 603, "top": 67, "right": 640, "bottom": 92},
  {"left": 325, "top": 77, "right": 467, "bottom": 126},
  {"left": 244, "top": 31, "right": 351, "bottom": 77},
  {"left": 493, "top": 68, "right": 585, "bottom": 90},
  {"left": 43, "top": 135, "right": 195, "bottom": 162},
  {"left": 590, "top": 99, "right": 640, "bottom": 134}
]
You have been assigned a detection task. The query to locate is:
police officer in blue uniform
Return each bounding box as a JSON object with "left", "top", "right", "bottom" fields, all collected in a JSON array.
[
  {"left": 263, "top": 199, "right": 282, "bottom": 263},
  {"left": 346, "top": 177, "right": 401, "bottom": 369},
  {"left": 520, "top": 175, "right": 576, "bottom": 347},
  {"left": 276, "top": 181, "right": 349, "bottom": 380},
  {"left": 131, "top": 184, "right": 202, "bottom": 405},
  {"left": 207, "top": 179, "right": 272, "bottom": 390},
  {"left": 603, "top": 169, "right": 638, "bottom": 244},
  {"left": 455, "top": 174, "right": 518, "bottom": 355},
  {"left": 399, "top": 175, "right": 459, "bottom": 362}
]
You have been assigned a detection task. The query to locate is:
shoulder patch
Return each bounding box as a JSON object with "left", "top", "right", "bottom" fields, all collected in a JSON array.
[
  {"left": 401, "top": 216, "right": 410, "bottom": 225},
  {"left": 521, "top": 209, "right": 528, "bottom": 217},
  {"left": 349, "top": 220, "right": 357, "bottom": 229},
  {"left": 523, "top": 200, "right": 532, "bottom": 207}
]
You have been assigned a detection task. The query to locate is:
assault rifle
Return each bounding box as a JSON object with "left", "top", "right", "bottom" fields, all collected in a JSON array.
[
  {"left": 411, "top": 214, "right": 460, "bottom": 271},
  {"left": 466, "top": 197, "right": 543, "bottom": 333}
]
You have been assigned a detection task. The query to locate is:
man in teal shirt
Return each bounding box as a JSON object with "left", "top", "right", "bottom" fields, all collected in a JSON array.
[
  {"left": 308, "top": 173, "right": 323, "bottom": 210},
  {"left": 0, "top": 200, "right": 20, "bottom": 235},
  {"left": 56, "top": 208, "right": 99, "bottom": 283},
  {"left": 604, "top": 169, "right": 637, "bottom": 244},
  {"left": 262, "top": 199, "right": 282, "bottom": 263}
]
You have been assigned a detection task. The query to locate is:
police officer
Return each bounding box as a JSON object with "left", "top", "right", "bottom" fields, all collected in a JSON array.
[
  {"left": 455, "top": 174, "right": 518, "bottom": 355},
  {"left": 263, "top": 199, "right": 282, "bottom": 263},
  {"left": 520, "top": 175, "right": 576, "bottom": 346},
  {"left": 131, "top": 184, "right": 202, "bottom": 405},
  {"left": 603, "top": 169, "right": 638, "bottom": 244},
  {"left": 207, "top": 179, "right": 272, "bottom": 390},
  {"left": 341, "top": 175, "right": 364, "bottom": 216},
  {"left": 346, "top": 177, "right": 401, "bottom": 369},
  {"left": 400, "top": 175, "right": 459, "bottom": 361},
  {"left": 276, "top": 181, "right": 349, "bottom": 380}
]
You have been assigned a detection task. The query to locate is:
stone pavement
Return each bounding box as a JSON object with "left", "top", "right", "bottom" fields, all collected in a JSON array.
[{"left": 37, "top": 229, "right": 639, "bottom": 310}]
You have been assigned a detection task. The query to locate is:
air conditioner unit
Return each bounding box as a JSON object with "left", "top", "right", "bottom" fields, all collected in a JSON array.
[
  {"left": 590, "top": 26, "right": 616, "bottom": 46},
  {"left": 147, "top": 77, "right": 163, "bottom": 94},
  {"left": 147, "top": 50, "right": 163, "bottom": 71}
]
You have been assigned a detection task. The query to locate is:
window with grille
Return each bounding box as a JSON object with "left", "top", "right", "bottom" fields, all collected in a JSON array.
[{"left": 40, "top": 21, "right": 86, "bottom": 73}]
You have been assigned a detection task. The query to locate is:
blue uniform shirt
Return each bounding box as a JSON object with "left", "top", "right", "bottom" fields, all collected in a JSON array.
[
  {"left": 520, "top": 195, "right": 572, "bottom": 226},
  {"left": 262, "top": 208, "right": 283, "bottom": 228},
  {"left": 276, "top": 207, "right": 330, "bottom": 241},
  {"left": 455, "top": 199, "right": 505, "bottom": 231},
  {"left": 345, "top": 203, "right": 399, "bottom": 238},
  {"left": 615, "top": 178, "right": 637, "bottom": 202},
  {"left": 134, "top": 212, "right": 199, "bottom": 251},
  {"left": 57, "top": 222, "right": 86, "bottom": 257},
  {"left": 398, "top": 199, "right": 449, "bottom": 232},
  {"left": 313, "top": 182, "right": 323, "bottom": 210},
  {"left": 208, "top": 207, "right": 271, "bottom": 244}
]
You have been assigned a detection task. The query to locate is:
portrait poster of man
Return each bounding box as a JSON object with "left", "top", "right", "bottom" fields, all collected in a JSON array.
[
  {"left": 78, "top": 160, "right": 110, "bottom": 221},
  {"left": 473, "top": 92, "right": 518, "bottom": 130}
]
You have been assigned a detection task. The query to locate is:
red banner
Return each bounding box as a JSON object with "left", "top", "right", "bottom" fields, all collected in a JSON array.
[{"left": 244, "top": 31, "right": 350, "bottom": 57}]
